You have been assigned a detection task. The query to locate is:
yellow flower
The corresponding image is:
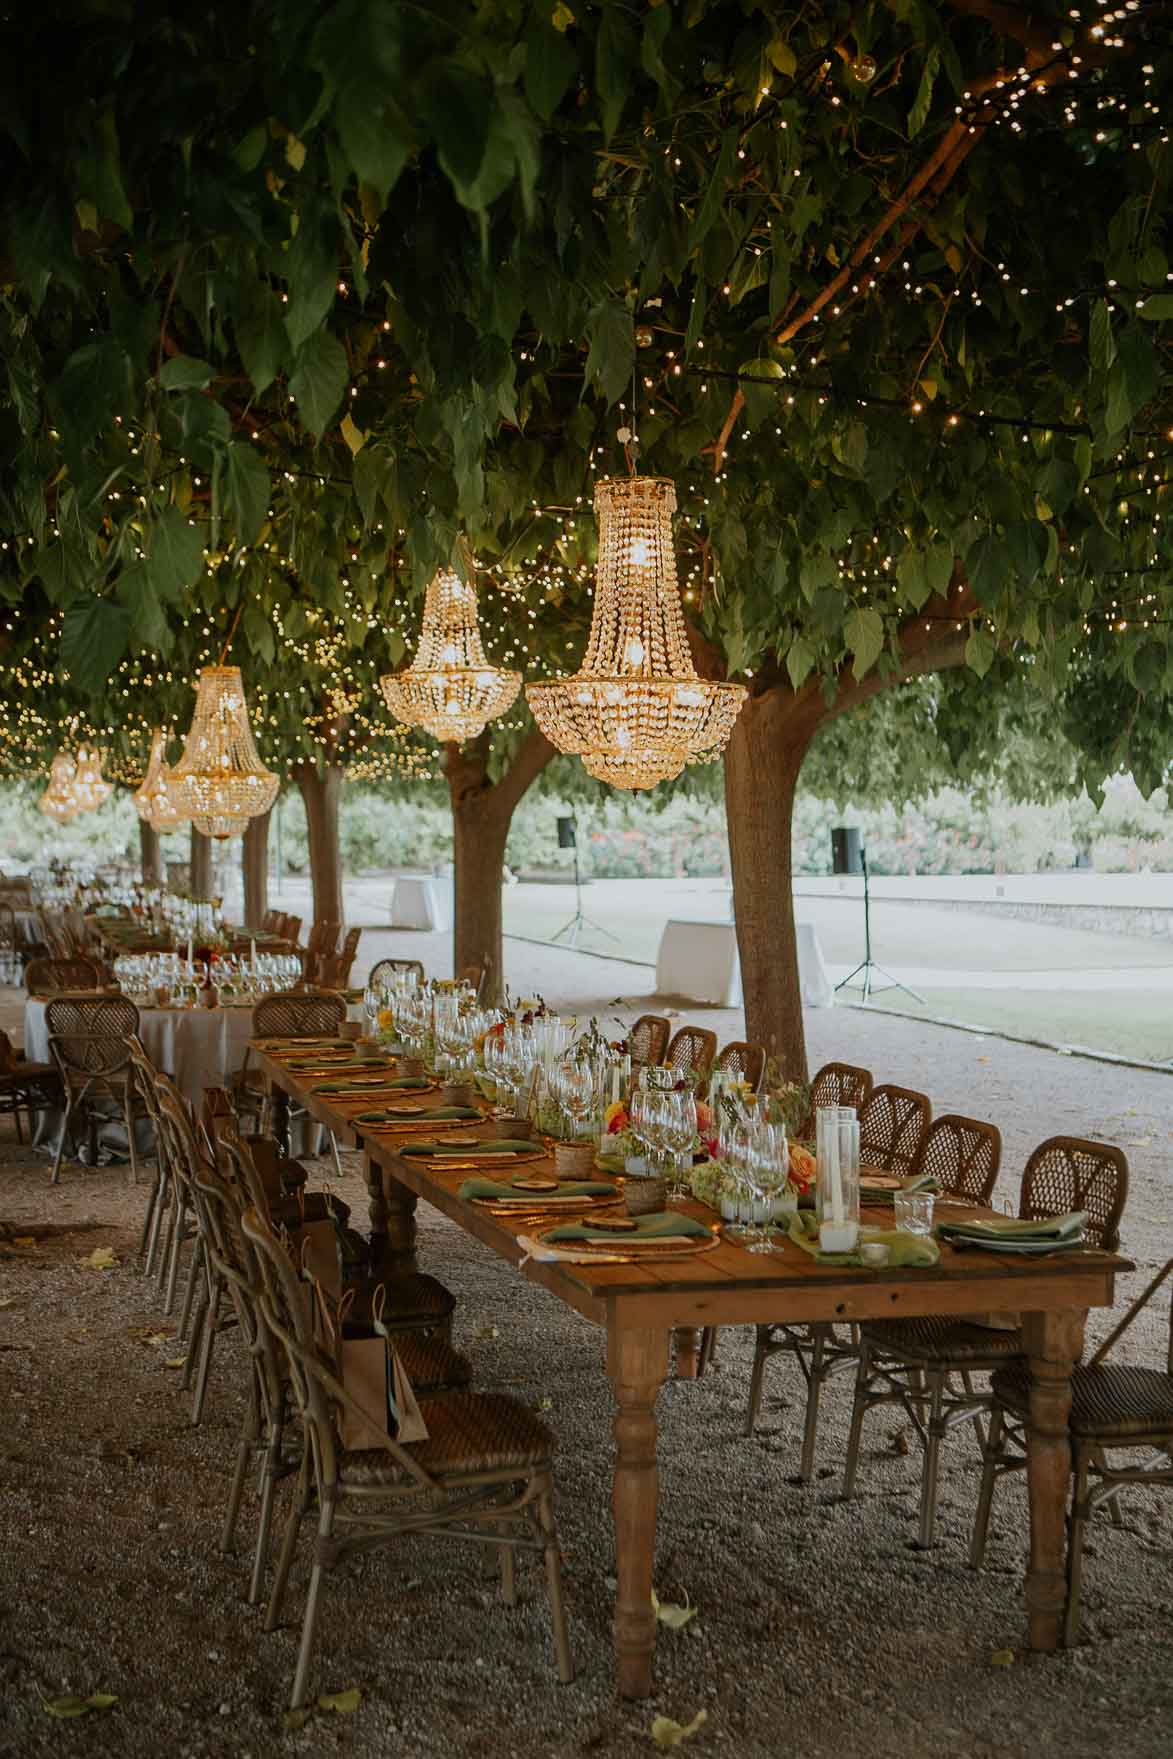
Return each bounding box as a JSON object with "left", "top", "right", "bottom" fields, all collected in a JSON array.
[{"left": 377, "top": 1007, "right": 394, "bottom": 1029}]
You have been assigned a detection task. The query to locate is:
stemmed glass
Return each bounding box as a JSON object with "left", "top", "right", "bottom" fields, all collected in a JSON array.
[
  {"left": 629, "top": 1088, "right": 657, "bottom": 1173},
  {"left": 745, "top": 1121, "right": 790, "bottom": 1255},
  {"left": 721, "top": 1116, "right": 757, "bottom": 1241},
  {"left": 663, "top": 1088, "right": 697, "bottom": 1201},
  {"left": 554, "top": 1055, "right": 595, "bottom": 1141},
  {"left": 363, "top": 983, "right": 383, "bottom": 1040}
]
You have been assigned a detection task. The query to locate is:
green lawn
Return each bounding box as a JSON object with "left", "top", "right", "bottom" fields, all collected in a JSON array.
[{"left": 863, "top": 987, "right": 1173, "bottom": 1066}]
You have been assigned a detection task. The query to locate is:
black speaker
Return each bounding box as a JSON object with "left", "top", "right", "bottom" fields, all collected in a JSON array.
[
  {"left": 831, "top": 826, "right": 863, "bottom": 876},
  {"left": 556, "top": 816, "right": 577, "bottom": 850}
]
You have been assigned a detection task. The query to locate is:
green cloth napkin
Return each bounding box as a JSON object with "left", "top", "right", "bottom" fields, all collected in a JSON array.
[
  {"left": 357, "top": 1106, "right": 480, "bottom": 1124},
  {"left": 595, "top": 1154, "right": 628, "bottom": 1176},
  {"left": 314, "top": 1075, "right": 432, "bottom": 1093},
  {"left": 401, "top": 1138, "right": 536, "bottom": 1158},
  {"left": 860, "top": 1170, "right": 940, "bottom": 1201},
  {"left": 787, "top": 1210, "right": 940, "bottom": 1268},
  {"left": 546, "top": 1211, "right": 712, "bottom": 1243},
  {"left": 936, "top": 1210, "right": 1087, "bottom": 1244},
  {"left": 459, "top": 1177, "right": 618, "bottom": 1201}
]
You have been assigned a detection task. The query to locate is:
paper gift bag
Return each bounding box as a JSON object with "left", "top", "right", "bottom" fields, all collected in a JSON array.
[
  {"left": 298, "top": 1219, "right": 342, "bottom": 1300},
  {"left": 371, "top": 1285, "right": 429, "bottom": 1445},
  {"left": 321, "top": 1288, "right": 429, "bottom": 1450}
]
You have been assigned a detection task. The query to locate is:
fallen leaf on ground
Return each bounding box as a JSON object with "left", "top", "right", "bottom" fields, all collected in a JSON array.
[
  {"left": 84, "top": 1246, "right": 117, "bottom": 1270},
  {"left": 43, "top": 1692, "right": 118, "bottom": 1718},
  {"left": 475, "top": 1324, "right": 500, "bottom": 1341},
  {"left": 0, "top": 1296, "right": 15, "bottom": 1307},
  {"left": 651, "top": 1709, "right": 707, "bottom": 1748},
  {"left": 536, "top": 1396, "right": 553, "bottom": 1411},
  {"left": 318, "top": 1686, "right": 362, "bottom": 1713},
  {"left": 652, "top": 1589, "right": 698, "bottom": 1630},
  {"left": 164, "top": 1357, "right": 187, "bottom": 1369},
  {"left": 283, "top": 1708, "right": 312, "bottom": 1731},
  {"left": 12, "top": 1236, "right": 37, "bottom": 1248},
  {"left": 143, "top": 1332, "right": 170, "bottom": 1346},
  {"left": 990, "top": 1648, "right": 1016, "bottom": 1666}
]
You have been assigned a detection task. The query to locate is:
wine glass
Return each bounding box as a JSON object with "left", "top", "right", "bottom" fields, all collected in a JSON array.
[
  {"left": 554, "top": 1055, "right": 595, "bottom": 1141},
  {"left": 721, "top": 1116, "right": 757, "bottom": 1242},
  {"left": 746, "top": 1121, "right": 790, "bottom": 1255},
  {"left": 363, "top": 983, "right": 382, "bottom": 1040},
  {"left": 663, "top": 1088, "right": 697, "bottom": 1201}
]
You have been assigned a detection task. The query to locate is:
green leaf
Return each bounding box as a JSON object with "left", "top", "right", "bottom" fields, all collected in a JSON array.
[
  {"left": 236, "top": 291, "right": 289, "bottom": 396},
  {"left": 584, "top": 300, "right": 634, "bottom": 406},
  {"left": 51, "top": 338, "right": 128, "bottom": 459},
  {"left": 418, "top": 66, "right": 492, "bottom": 188},
  {"left": 844, "top": 605, "right": 885, "bottom": 678},
  {"left": 1089, "top": 299, "right": 1115, "bottom": 376},
  {"left": 786, "top": 634, "right": 816, "bottom": 688},
  {"left": 908, "top": 46, "right": 939, "bottom": 140},
  {"left": 147, "top": 507, "right": 205, "bottom": 600},
  {"left": 897, "top": 549, "right": 931, "bottom": 610},
  {"left": 159, "top": 355, "right": 213, "bottom": 391},
  {"left": 767, "top": 37, "right": 797, "bottom": 76},
  {"left": 925, "top": 542, "right": 954, "bottom": 598},
  {"left": 243, "top": 599, "right": 276, "bottom": 666},
  {"left": 285, "top": 202, "right": 341, "bottom": 355},
  {"left": 60, "top": 596, "right": 132, "bottom": 691},
  {"left": 965, "top": 626, "right": 996, "bottom": 677},
  {"left": 120, "top": 560, "right": 171, "bottom": 652},
  {"left": 690, "top": 129, "right": 737, "bottom": 252},
  {"left": 290, "top": 331, "right": 349, "bottom": 438},
  {"left": 1105, "top": 325, "right": 1158, "bottom": 434},
  {"left": 318, "top": 1687, "right": 362, "bottom": 1713},
  {"left": 224, "top": 443, "right": 271, "bottom": 544},
  {"left": 84, "top": 1694, "right": 118, "bottom": 1711},
  {"left": 33, "top": 539, "right": 94, "bottom": 605},
  {"left": 966, "top": 533, "right": 1006, "bottom": 606},
  {"left": 1138, "top": 294, "right": 1173, "bottom": 321},
  {"left": 525, "top": 19, "right": 578, "bottom": 120},
  {"left": 43, "top": 1697, "right": 90, "bottom": 1719},
  {"left": 337, "top": 98, "right": 412, "bottom": 205},
  {"left": 597, "top": 6, "right": 638, "bottom": 140}
]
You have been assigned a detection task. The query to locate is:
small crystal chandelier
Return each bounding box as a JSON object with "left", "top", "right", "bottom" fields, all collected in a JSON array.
[
  {"left": 192, "top": 813, "right": 248, "bottom": 841},
  {"left": 380, "top": 565, "right": 521, "bottom": 743},
  {"left": 170, "top": 666, "right": 279, "bottom": 827},
  {"left": 526, "top": 476, "right": 747, "bottom": 789},
  {"left": 38, "top": 750, "right": 80, "bottom": 822},
  {"left": 70, "top": 746, "right": 113, "bottom": 813},
  {"left": 132, "top": 729, "right": 187, "bottom": 833}
]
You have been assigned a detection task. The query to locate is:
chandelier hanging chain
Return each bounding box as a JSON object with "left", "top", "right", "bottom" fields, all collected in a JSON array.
[{"left": 217, "top": 601, "right": 244, "bottom": 667}]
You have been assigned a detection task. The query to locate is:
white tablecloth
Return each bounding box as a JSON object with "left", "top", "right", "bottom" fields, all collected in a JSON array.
[
  {"left": 654, "top": 919, "right": 832, "bottom": 1009},
  {"left": 24, "top": 999, "right": 256, "bottom": 1106},
  {"left": 390, "top": 874, "right": 450, "bottom": 931}
]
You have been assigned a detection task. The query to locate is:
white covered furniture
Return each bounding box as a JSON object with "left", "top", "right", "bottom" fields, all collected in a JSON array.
[
  {"left": 24, "top": 998, "right": 255, "bottom": 1108},
  {"left": 654, "top": 919, "right": 832, "bottom": 1009},
  {"left": 390, "top": 873, "right": 451, "bottom": 931}
]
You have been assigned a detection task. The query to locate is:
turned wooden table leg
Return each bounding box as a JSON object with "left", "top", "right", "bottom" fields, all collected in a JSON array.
[
  {"left": 1023, "top": 1307, "right": 1085, "bottom": 1652},
  {"left": 269, "top": 1085, "right": 290, "bottom": 1158},
  {"left": 376, "top": 1160, "right": 418, "bottom": 1272},
  {"left": 672, "top": 1326, "right": 703, "bottom": 1379},
  {"left": 607, "top": 1325, "right": 669, "bottom": 1699}
]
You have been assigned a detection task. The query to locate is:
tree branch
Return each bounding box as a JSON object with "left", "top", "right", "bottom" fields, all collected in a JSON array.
[{"left": 493, "top": 722, "right": 557, "bottom": 819}]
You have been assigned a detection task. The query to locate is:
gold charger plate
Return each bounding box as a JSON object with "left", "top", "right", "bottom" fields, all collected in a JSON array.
[{"left": 534, "top": 1216, "right": 721, "bottom": 1259}]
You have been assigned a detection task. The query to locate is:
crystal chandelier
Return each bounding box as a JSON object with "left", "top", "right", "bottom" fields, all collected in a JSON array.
[
  {"left": 170, "top": 666, "right": 279, "bottom": 826},
  {"left": 132, "top": 729, "right": 187, "bottom": 833},
  {"left": 192, "top": 813, "right": 248, "bottom": 841},
  {"left": 379, "top": 567, "right": 521, "bottom": 743},
  {"left": 38, "top": 750, "right": 80, "bottom": 822},
  {"left": 526, "top": 476, "right": 747, "bottom": 789},
  {"left": 71, "top": 746, "right": 113, "bottom": 813}
]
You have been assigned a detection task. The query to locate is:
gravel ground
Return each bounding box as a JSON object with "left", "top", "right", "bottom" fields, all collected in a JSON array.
[{"left": 2, "top": 1008, "right": 1172, "bottom": 1759}]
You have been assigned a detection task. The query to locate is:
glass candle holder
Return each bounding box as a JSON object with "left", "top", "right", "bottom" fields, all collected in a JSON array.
[{"left": 815, "top": 1106, "right": 860, "bottom": 1252}]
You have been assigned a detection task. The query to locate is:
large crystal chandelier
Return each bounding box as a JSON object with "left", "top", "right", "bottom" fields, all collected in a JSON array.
[
  {"left": 192, "top": 812, "right": 248, "bottom": 841},
  {"left": 38, "top": 750, "right": 80, "bottom": 822},
  {"left": 71, "top": 746, "right": 113, "bottom": 812},
  {"left": 379, "top": 566, "right": 521, "bottom": 743},
  {"left": 526, "top": 476, "right": 746, "bottom": 789},
  {"left": 170, "top": 666, "right": 279, "bottom": 827},
  {"left": 132, "top": 729, "right": 187, "bottom": 832}
]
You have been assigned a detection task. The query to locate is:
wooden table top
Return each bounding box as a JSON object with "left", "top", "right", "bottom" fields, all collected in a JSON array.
[{"left": 255, "top": 1046, "right": 1131, "bottom": 1332}]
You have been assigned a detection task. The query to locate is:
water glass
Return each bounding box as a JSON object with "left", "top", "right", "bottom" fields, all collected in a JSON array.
[
  {"left": 894, "top": 1190, "right": 935, "bottom": 1235},
  {"left": 816, "top": 1106, "right": 860, "bottom": 1252}
]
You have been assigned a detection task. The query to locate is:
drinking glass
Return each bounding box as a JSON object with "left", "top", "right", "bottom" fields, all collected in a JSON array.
[
  {"left": 363, "top": 984, "right": 382, "bottom": 1039},
  {"left": 554, "top": 1055, "right": 595, "bottom": 1141},
  {"left": 663, "top": 1089, "right": 697, "bottom": 1200},
  {"left": 719, "top": 1115, "right": 756, "bottom": 1241},
  {"left": 746, "top": 1121, "right": 789, "bottom": 1255},
  {"left": 893, "top": 1189, "right": 935, "bottom": 1235}
]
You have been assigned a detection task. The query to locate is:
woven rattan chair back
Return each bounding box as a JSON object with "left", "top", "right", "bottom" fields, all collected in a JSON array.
[
  {"left": 45, "top": 995, "right": 139, "bottom": 1075},
  {"left": 712, "top": 1041, "right": 766, "bottom": 1093},
  {"left": 858, "top": 1083, "right": 931, "bottom": 1175},
  {"left": 25, "top": 956, "right": 101, "bottom": 995},
  {"left": 1019, "top": 1136, "right": 1128, "bottom": 1251},
  {"left": 809, "top": 1062, "right": 873, "bottom": 1115},
  {"left": 912, "top": 1114, "right": 1001, "bottom": 1203},
  {"left": 664, "top": 1026, "right": 718, "bottom": 1083},
  {"left": 369, "top": 957, "right": 426, "bottom": 989},
  {"left": 628, "top": 1015, "right": 670, "bottom": 1068},
  {"left": 0, "top": 904, "right": 16, "bottom": 952},
  {"left": 252, "top": 991, "right": 347, "bottom": 1040}
]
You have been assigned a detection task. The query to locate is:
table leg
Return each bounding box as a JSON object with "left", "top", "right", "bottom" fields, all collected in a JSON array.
[
  {"left": 1023, "top": 1307, "right": 1085, "bottom": 1652},
  {"left": 269, "top": 1084, "right": 290, "bottom": 1158},
  {"left": 376, "top": 1160, "right": 418, "bottom": 1272},
  {"left": 607, "top": 1326, "right": 669, "bottom": 1699},
  {"left": 672, "top": 1326, "right": 703, "bottom": 1379}
]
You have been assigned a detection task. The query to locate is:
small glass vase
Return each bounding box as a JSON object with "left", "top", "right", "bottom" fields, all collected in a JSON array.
[{"left": 815, "top": 1106, "right": 860, "bottom": 1252}]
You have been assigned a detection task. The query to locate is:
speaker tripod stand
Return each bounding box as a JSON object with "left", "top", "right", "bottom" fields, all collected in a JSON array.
[
  {"left": 834, "top": 849, "right": 923, "bottom": 1005},
  {"left": 550, "top": 846, "right": 619, "bottom": 950}
]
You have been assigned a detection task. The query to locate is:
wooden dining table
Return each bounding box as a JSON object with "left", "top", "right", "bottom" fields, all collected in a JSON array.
[{"left": 253, "top": 1044, "right": 1131, "bottom": 1699}]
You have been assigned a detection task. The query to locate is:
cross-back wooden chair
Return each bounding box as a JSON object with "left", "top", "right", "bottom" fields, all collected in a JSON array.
[
  {"left": 664, "top": 1025, "right": 718, "bottom": 1084},
  {"left": 319, "top": 925, "right": 362, "bottom": 989},
  {"left": 628, "top": 1015, "right": 670, "bottom": 1068},
  {"left": 971, "top": 1253, "right": 1172, "bottom": 1643},
  {"left": 369, "top": 956, "right": 425, "bottom": 989},
  {"left": 710, "top": 1040, "right": 766, "bottom": 1094},
  {"left": 241, "top": 1205, "right": 573, "bottom": 1709},
  {"left": 45, "top": 994, "right": 143, "bottom": 1184},
  {"left": 843, "top": 1134, "right": 1127, "bottom": 1551},
  {"left": 154, "top": 1076, "right": 232, "bottom": 1424},
  {"left": 0, "top": 1028, "right": 58, "bottom": 1144},
  {"left": 858, "top": 1083, "right": 932, "bottom": 1175},
  {"left": 125, "top": 1033, "right": 177, "bottom": 1284},
  {"left": 25, "top": 956, "right": 101, "bottom": 995}
]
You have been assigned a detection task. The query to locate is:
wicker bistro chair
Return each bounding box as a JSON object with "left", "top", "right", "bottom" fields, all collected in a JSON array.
[
  {"left": 842, "top": 1134, "right": 1128, "bottom": 1551},
  {"left": 710, "top": 1040, "right": 766, "bottom": 1095},
  {"left": 45, "top": 995, "right": 144, "bottom": 1184},
  {"left": 301, "top": 920, "right": 341, "bottom": 985},
  {"left": 628, "top": 1015, "right": 670, "bottom": 1069},
  {"left": 915, "top": 1114, "right": 1002, "bottom": 1205},
  {"left": 801, "top": 1062, "right": 874, "bottom": 1135},
  {"left": 0, "top": 1029, "right": 59, "bottom": 1144},
  {"left": 858, "top": 1084, "right": 932, "bottom": 1176},
  {"left": 25, "top": 956, "right": 101, "bottom": 995},
  {"left": 970, "top": 1256, "right": 1173, "bottom": 1643},
  {"left": 369, "top": 957, "right": 425, "bottom": 990},
  {"left": 230, "top": 990, "right": 348, "bottom": 1163},
  {"left": 240, "top": 1206, "right": 573, "bottom": 1709},
  {"left": 664, "top": 1025, "right": 718, "bottom": 1085},
  {"left": 319, "top": 926, "right": 362, "bottom": 990}
]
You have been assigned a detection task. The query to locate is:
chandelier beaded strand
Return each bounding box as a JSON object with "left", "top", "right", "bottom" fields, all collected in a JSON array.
[
  {"left": 132, "top": 729, "right": 187, "bottom": 833},
  {"left": 526, "top": 476, "right": 746, "bottom": 790},
  {"left": 170, "top": 667, "right": 279, "bottom": 837},
  {"left": 379, "top": 567, "right": 521, "bottom": 744}
]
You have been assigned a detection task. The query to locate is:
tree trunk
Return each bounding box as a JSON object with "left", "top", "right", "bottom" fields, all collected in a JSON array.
[
  {"left": 242, "top": 809, "right": 271, "bottom": 928},
  {"left": 451, "top": 785, "right": 511, "bottom": 1002},
  {"left": 296, "top": 763, "right": 344, "bottom": 927},
  {"left": 139, "top": 819, "right": 163, "bottom": 887},
  {"left": 190, "top": 825, "right": 213, "bottom": 899},
  {"left": 724, "top": 688, "right": 817, "bottom": 1084}
]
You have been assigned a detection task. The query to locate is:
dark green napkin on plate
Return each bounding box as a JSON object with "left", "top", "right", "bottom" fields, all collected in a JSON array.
[
  {"left": 459, "top": 1177, "right": 617, "bottom": 1201},
  {"left": 546, "top": 1212, "right": 712, "bottom": 1243},
  {"left": 401, "top": 1138, "right": 535, "bottom": 1158},
  {"left": 314, "top": 1075, "right": 432, "bottom": 1094},
  {"left": 937, "top": 1210, "right": 1086, "bottom": 1245},
  {"left": 357, "top": 1106, "right": 481, "bottom": 1125}
]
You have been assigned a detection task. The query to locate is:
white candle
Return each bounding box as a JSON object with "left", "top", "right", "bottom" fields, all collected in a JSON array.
[
  {"left": 249, "top": 936, "right": 257, "bottom": 965},
  {"left": 186, "top": 934, "right": 193, "bottom": 966},
  {"left": 826, "top": 1123, "right": 845, "bottom": 1225},
  {"left": 820, "top": 1218, "right": 860, "bottom": 1253},
  {"left": 611, "top": 1067, "right": 621, "bottom": 1105}
]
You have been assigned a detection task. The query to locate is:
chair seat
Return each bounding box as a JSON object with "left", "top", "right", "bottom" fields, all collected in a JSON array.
[
  {"left": 862, "top": 1315, "right": 1024, "bottom": 1364},
  {"left": 992, "top": 1363, "right": 1173, "bottom": 1440},
  {"left": 387, "top": 1333, "right": 472, "bottom": 1397},
  {"left": 341, "top": 1392, "right": 553, "bottom": 1485}
]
